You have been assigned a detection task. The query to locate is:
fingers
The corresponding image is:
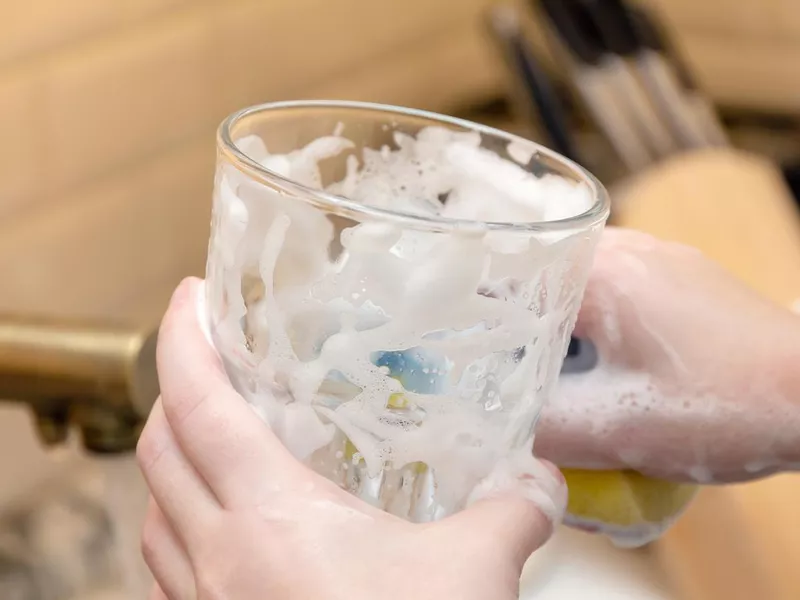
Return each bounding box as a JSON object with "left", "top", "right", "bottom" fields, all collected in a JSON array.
[
  {"left": 137, "top": 398, "right": 219, "bottom": 545},
  {"left": 142, "top": 499, "right": 197, "bottom": 600},
  {"left": 442, "top": 456, "right": 566, "bottom": 570},
  {"left": 460, "top": 496, "right": 554, "bottom": 568},
  {"left": 156, "top": 277, "right": 308, "bottom": 506}
]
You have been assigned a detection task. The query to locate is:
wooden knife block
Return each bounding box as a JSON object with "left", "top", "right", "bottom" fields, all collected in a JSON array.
[{"left": 613, "top": 148, "right": 800, "bottom": 600}]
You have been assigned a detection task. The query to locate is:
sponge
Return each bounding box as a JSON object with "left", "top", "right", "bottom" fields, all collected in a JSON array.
[{"left": 561, "top": 468, "right": 698, "bottom": 547}]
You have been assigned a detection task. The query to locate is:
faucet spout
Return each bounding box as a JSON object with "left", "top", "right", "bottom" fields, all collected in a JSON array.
[{"left": 0, "top": 315, "right": 159, "bottom": 453}]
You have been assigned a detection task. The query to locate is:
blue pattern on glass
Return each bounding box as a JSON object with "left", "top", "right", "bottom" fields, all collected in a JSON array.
[{"left": 372, "top": 349, "right": 446, "bottom": 394}]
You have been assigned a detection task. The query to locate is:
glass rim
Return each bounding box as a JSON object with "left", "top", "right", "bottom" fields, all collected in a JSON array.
[{"left": 217, "top": 99, "right": 610, "bottom": 233}]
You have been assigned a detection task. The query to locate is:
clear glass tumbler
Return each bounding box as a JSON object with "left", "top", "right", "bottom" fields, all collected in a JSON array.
[{"left": 206, "top": 100, "right": 609, "bottom": 522}]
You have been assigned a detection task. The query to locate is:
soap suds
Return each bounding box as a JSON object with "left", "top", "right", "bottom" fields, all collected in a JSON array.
[{"left": 206, "top": 126, "right": 602, "bottom": 522}]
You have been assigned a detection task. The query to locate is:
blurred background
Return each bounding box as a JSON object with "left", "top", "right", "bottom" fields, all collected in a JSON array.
[{"left": 1, "top": 1, "right": 799, "bottom": 599}]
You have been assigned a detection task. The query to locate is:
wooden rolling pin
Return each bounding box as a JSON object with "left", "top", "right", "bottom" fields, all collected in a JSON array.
[{"left": 612, "top": 148, "right": 800, "bottom": 600}]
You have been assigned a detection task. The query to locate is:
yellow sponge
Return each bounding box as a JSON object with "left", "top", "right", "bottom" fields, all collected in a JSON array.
[{"left": 561, "top": 468, "right": 698, "bottom": 547}]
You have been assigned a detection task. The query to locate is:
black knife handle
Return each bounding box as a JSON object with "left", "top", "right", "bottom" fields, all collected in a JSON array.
[
  {"left": 625, "top": 5, "right": 665, "bottom": 52},
  {"left": 535, "top": 0, "right": 606, "bottom": 66},
  {"left": 508, "top": 36, "right": 582, "bottom": 162},
  {"left": 578, "top": 0, "right": 641, "bottom": 57},
  {"left": 486, "top": 6, "right": 582, "bottom": 162}
]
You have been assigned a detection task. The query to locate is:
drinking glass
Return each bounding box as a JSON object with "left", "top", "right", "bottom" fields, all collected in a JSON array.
[{"left": 205, "top": 100, "right": 609, "bottom": 521}]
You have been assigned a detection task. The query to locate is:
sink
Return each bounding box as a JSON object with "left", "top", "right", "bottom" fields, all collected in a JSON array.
[{"left": 521, "top": 527, "right": 676, "bottom": 599}]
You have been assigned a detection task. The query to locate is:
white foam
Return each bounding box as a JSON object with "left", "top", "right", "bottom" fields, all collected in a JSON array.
[{"left": 235, "top": 134, "right": 268, "bottom": 162}]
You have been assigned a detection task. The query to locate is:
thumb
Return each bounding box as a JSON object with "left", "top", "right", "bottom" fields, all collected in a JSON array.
[
  {"left": 156, "top": 277, "right": 307, "bottom": 506},
  {"left": 440, "top": 456, "right": 566, "bottom": 568}
]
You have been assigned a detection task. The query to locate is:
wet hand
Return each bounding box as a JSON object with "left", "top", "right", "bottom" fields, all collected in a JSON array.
[{"left": 536, "top": 227, "right": 800, "bottom": 483}]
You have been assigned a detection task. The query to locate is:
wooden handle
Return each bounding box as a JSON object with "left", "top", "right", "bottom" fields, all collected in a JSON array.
[{"left": 613, "top": 148, "right": 800, "bottom": 600}]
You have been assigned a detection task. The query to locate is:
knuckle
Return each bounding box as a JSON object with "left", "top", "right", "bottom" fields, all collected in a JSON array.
[
  {"left": 164, "top": 383, "right": 213, "bottom": 429},
  {"left": 136, "top": 431, "right": 157, "bottom": 471},
  {"left": 136, "top": 424, "right": 166, "bottom": 473},
  {"left": 140, "top": 514, "right": 160, "bottom": 567}
]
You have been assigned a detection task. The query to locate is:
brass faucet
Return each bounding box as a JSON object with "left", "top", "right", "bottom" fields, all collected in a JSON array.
[{"left": 0, "top": 315, "right": 159, "bottom": 454}]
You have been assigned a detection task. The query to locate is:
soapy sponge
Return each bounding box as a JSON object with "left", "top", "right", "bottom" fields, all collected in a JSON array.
[{"left": 561, "top": 468, "right": 697, "bottom": 547}]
